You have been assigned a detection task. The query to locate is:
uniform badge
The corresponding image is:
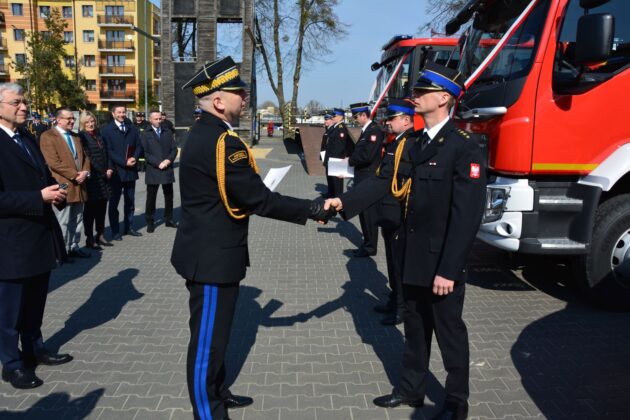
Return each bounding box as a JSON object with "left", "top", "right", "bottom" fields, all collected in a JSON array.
[
  {"left": 370, "top": 135, "right": 377, "bottom": 142},
  {"left": 470, "top": 163, "right": 480, "bottom": 178},
  {"left": 429, "top": 162, "right": 437, "bottom": 166},
  {"left": 228, "top": 150, "right": 248, "bottom": 164}
]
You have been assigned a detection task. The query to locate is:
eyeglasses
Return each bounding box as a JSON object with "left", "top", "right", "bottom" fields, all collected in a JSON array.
[
  {"left": 0, "top": 99, "right": 30, "bottom": 107},
  {"left": 58, "top": 116, "right": 76, "bottom": 120}
]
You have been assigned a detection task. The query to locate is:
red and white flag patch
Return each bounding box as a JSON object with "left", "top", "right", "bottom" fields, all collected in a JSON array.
[
  {"left": 470, "top": 163, "right": 480, "bottom": 179},
  {"left": 340, "top": 133, "right": 345, "bottom": 138},
  {"left": 370, "top": 134, "right": 377, "bottom": 142}
]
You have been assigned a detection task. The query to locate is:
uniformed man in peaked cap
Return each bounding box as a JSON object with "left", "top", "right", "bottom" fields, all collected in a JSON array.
[
  {"left": 323, "top": 108, "right": 354, "bottom": 197},
  {"left": 325, "top": 62, "right": 486, "bottom": 420},
  {"left": 348, "top": 102, "right": 384, "bottom": 258},
  {"left": 320, "top": 110, "right": 334, "bottom": 160},
  {"left": 170, "top": 56, "right": 335, "bottom": 420}
]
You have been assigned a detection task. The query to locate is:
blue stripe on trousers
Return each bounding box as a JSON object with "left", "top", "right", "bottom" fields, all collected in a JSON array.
[
  {"left": 202, "top": 285, "right": 218, "bottom": 419},
  {"left": 193, "top": 285, "right": 212, "bottom": 420}
]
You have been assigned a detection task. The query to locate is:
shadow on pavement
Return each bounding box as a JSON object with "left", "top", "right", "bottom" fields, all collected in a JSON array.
[
  {"left": 49, "top": 250, "right": 103, "bottom": 294},
  {"left": 0, "top": 388, "right": 104, "bottom": 419},
  {"left": 46, "top": 268, "right": 144, "bottom": 353}
]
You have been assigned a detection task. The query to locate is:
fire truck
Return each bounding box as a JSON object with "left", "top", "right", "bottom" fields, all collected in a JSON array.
[
  {"left": 367, "top": 35, "right": 459, "bottom": 129},
  {"left": 445, "top": 0, "right": 630, "bottom": 306}
]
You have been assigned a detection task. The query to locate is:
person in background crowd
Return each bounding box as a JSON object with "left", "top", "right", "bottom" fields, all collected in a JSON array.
[
  {"left": 348, "top": 102, "right": 385, "bottom": 258},
  {"left": 323, "top": 108, "right": 354, "bottom": 198},
  {"left": 28, "top": 112, "right": 48, "bottom": 144},
  {"left": 0, "top": 82, "right": 72, "bottom": 390},
  {"left": 193, "top": 108, "right": 202, "bottom": 122},
  {"left": 40, "top": 108, "right": 91, "bottom": 260},
  {"left": 267, "top": 120, "right": 274, "bottom": 137},
  {"left": 47, "top": 113, "right": 56, "bottom": 127},
  {"left": 79, "top": 111, "right": 113, "bottom": 250},
  {"left": 102, "top": 104, "right": 143, "bottom": 240},
  {"left": 140, "top": 110, "right": 178, "bottom": 233},
  {"left": 133, "top": 112, "right": 151, "bottom": 132},
  {"left": 160, "top": 111, "right": 176, "bottom": 135},
  {"left": 319, "top": 110, "right": 333, "bottom": 163}
]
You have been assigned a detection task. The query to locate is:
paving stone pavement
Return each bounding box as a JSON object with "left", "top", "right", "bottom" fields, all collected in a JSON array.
[{"left": 2, "top": 135, "right": 630, "bottom": 420}]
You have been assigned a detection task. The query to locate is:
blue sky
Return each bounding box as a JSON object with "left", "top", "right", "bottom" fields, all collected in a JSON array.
[{"left": 257, "top": 0, "right": 433, "bottom": 108}]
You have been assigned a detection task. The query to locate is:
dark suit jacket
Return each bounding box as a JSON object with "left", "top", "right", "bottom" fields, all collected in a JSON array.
[
  {"left": 171, "top": 112, "right": 311, "bottom": 284},
  {"left": 323, "top": 122, "right": 355, "bottom": 167},
  {"left": 349, "top": 121, "right": 385, "bottom": 183},
  {"left": 140, "top": 126, "right": 177, "bottom": 185},
  {"left": 101, "top": 118, "right": 143, "bottom": 183},
  {"left": 341, "top": 119, "right": 487, "bottom": 285},
  {"left": 0, "top": 127, "right": 65, "bottom": 280}
]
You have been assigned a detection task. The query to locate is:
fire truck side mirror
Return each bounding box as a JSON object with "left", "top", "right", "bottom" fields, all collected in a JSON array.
[{"left": 574, "top": 13, "right": 614, "bottom": 66}]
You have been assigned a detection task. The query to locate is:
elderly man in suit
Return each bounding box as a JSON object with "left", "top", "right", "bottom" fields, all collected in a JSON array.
[
  {"left": 40, "top": 108, "right": 91, "bottom": 260},
  {"left": 0, "top": 83, "right": 73, "bottom": 389},
  {"left": 101, "top": 104, "right": 143, "bottom": 240},
  {"left": 140, "top": 110, "right": 178, "bottom": 233}
]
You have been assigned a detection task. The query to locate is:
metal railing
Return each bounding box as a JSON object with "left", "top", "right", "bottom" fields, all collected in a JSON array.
[
  {"left": 99, "top": 65, "right": 135, "bottom": 75},
  {"left": 97, "top": 15, "right": 133, "bottom": 25},
  {"left": 99, "top": 89, "right": 136, "bottom": 99},
  {"left": 0, "top": 38, "right": 7, "bottom": 49},
  {"left": 98, "top": 40, "right": 134, "bottom": 49},
  {"left": 0, "top": 63, "right": 7, "bottom": 73}
]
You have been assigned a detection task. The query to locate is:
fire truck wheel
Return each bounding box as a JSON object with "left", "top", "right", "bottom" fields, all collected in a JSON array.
[{"left": 575, "top": 194, "right": 630, "bottom": 310}]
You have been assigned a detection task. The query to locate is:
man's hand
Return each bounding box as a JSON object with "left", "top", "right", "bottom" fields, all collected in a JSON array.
[
  {"left": 126, "top": 157, "right": 136, "bottom": 167},
  {"left": 75, "top": 171, "right": 88, "bottom": 184},
  {"left": 159, "top": 159, "right": 171, "bottom": 170},
  {"left": 324, "top": 198, "right": 343, "bottom": 212},
  {"left": 106, "top": 169, "right": 113, "bottom": 179},
  {"left": 41, "top": 185, "right": 67, "bottom": 205},
  {"left": 309, "top": 198, "right": 337, "bottom": 224},
  {"left": 433, "top": 275, "right": 455, "bottom": 296}
]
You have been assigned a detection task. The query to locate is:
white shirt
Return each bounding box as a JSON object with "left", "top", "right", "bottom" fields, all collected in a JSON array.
[
  {"left": 55, "top": 125, "right": 69, "bottom": 136},
  {"left": 116, "top": 121, "right": 126, "bottom": 131},
  {"left": 0, "top": 123, "right": 17, "bottom": 141},
  {"left": 424, "top": 116, "right": 450, "bottom": 143},
  {"left": 361, "top": 120, "right": 372, "bottom": 133},
  {"left": 224, "top": 121, "right": 234, "bottom": 131}
]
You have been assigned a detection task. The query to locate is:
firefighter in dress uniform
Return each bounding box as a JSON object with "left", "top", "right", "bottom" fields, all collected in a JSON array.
[
  {"left": 348, "top": 102, "right": 384, "bottom": 258},
  {"left": 320, "top": 110, "right": 334, "bottom": 162},
  {"left": 325, "top": 62, "right": 486, "bottom": 420},
  {"left": 323, "top": 108, "right": 354, "bottom": 198},
  {"left": 170, "top": 56, "right": 335, "bottom": 420},
  {"left": 27, "top": 112, "right": 49, "bottom": 144}
]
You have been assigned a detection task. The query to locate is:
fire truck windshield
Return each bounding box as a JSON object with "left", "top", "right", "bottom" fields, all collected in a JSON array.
[
  {"left": 458, "top": 0, "right": 549, "bottom": 86},
  {"left": 369, "top": 53, "right": 412, "bottom": 106}
]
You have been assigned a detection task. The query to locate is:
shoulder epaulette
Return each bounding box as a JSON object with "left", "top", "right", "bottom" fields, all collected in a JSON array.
[
  {"left": 338, "top": 124, "right": 344, "bottom": 128},
  {"left": 227, "top": 129, "right": 239, "bottom": 138},
  {"left": 456, "top": 128, "right": 471, "bottom": 140}
]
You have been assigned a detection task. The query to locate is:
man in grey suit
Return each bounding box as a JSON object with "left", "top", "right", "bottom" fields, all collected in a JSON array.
[{"left": 140, "top": 110, "right": 178, "bottom": 233}]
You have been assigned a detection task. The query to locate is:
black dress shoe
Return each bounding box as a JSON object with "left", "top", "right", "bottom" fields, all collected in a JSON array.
[
  {"left": 381, "top": 313, "right": 404, "bottom": 326},
  {"left": 68, "top": 249, "right": 91, "bottom": 258},
  {"left": 373, "top": 392, "right": 423, "bottom": 408},
  {"left": 126, "top": 230, "right": 143, "bottom": 237},
  {"left": 165, "top": 221, "right": 178, "bottom": 228},
  {"left": 36, "top": 352, "right": 73, "bottom": 366},
  {"left": 223, "top": 394, "right": 253, "bottom": 409},
  {"left": 353, "top": 248, "right": 376, "bottom": 257},
  {"left": 374, "top": 303, "right": 395, "bottom": 314},
  {"left": 2, "top": 368, "right": 43, "bottom": 389},
  {"left": 433, "top": 403, "right": 468, "bottom": 420},
  {"left": 113, "top": 233, "right": 123, "bottom": 241},
  {"left": 147, "top": 224, "right": 155, "bottom": 233},
  {"left": 96, "top": 237, "right": 114, "bottom": 247}
]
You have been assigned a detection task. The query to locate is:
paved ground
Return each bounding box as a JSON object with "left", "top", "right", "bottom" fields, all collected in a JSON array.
[{"left": 2, "top": 135, "right": 630, "bottom": 420}]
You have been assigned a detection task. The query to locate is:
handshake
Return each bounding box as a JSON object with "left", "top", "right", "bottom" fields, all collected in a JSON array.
[{"left": 308, "top": 198, "right": 344, "bottom": 224}]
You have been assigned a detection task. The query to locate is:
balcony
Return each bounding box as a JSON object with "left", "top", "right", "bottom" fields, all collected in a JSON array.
[
  {"left": 97, "top": 15, "right": 133, "bottom": 27},
  {"left": 0, "top": 38, "right": 7, "bottom": 50},
  {"left": 99, "top": 65, "right": 135, "bottom": 77},
  {"left": 0, "top": 63, "right": 7, "bottom": 75},
  {"left": 99, "top": 89, "right": 136, "bottom": 102},
  {"left": 0, "top": 11, "right": 5, "bottom": 26},
  {"left": 98, "top": 40, "right": 134, "bottom": 52}
]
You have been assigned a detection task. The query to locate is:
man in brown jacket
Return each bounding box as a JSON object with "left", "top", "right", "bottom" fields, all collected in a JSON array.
[{"left": 40, "top": 108, "right": 91, "bottom": 259}]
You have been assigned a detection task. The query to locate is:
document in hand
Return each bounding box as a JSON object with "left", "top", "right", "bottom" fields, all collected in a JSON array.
[
  {"left": 263, "top": 165, "right": 292, "bottom": 191},
  {"left": 327, "top": 158, "right": 354, "bottom": 178},
  {"left": 320, "top": 151, "right": 326, "bottom": 161}
]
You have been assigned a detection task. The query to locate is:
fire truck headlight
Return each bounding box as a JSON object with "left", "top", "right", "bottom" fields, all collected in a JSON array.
[{"left": 483, "top": 187, "right": 511, "bottom": 224}]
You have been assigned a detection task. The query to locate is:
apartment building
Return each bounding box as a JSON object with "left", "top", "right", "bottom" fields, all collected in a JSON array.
[{"left": 0, "top": 0, "right": 160, "bottom": 111}]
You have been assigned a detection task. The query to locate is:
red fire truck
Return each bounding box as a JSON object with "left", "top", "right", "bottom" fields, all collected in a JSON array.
[
  {"left": 446, "top": 0, "right": 630, "bottom": 306},
  {"left": 367, "top": 35, "right": 459, "bottom": 129}
]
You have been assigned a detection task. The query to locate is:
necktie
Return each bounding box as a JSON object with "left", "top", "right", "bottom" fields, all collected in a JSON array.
[
  {"left": 64, "top": 132, "right": 77, "bottom": 158},
  {"left": 120, "top": 124, "right": 126, "bottom": 133},
  {"left": 420, "top": 131, "right": 431, "bottom": 151},
  {"left": 155, "top": 128, "right": 161, "bottom": 137},
  {"left": 13, "top": 134, "right": 36, "bottom": 164}
]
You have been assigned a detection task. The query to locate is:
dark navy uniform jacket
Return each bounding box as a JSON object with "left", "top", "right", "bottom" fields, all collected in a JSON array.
[
  {"left": 171, "top": 112, "right": 312, "bottom": 284},
  {"left": 323, "top": 122, "right": 354, "bottom": 167},
  {"left": 102, "top": 118, "right": 143, "bottom": 183},
  {"left": 341, "top": 119, "right": 486, "bottom": 286},
  {"left": 348, "top": 121, "right": 384, "bottom": 182}
]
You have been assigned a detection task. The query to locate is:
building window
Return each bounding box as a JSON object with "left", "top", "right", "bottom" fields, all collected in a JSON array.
[
  {"left": 83, "top": 30, "right": 94, "bottom": 43},
  {"left": 15, "top": 54, "right": 26, "bottom": 66},
  {"left": 105, "top": 5, "right": 124, "bottom": 16},
  {"left": 106, "top": 55, "right": 126, "bottom": 66},
  {"left": 64, "top": 56, "right": 75, "bottom": 68},
  {"left": 11, "top": 3, "right": 23, "bottom": 16},
  {"left": 85, "top": 80, "right": 96, "bottom": 91},
  {"left": 13, "top": 29, "right": 25, "bottom": 41},
  {"left": 39, "top": 6, "right": 50, "bottom": 18},
  {"left": 62, "top": 6, "right": 72, "bottom": 18},
  {"left": 82, "top": 5, "right": 93, "bottom": 17},
  {"left": 171, "top": 18, "right": 197, "bottom": 62},
  {"left": 64, "top": 31, "right": 73, "bottom": 43},
  {"left": 83, "top": 55, "right": 95, "bottom": 67}
]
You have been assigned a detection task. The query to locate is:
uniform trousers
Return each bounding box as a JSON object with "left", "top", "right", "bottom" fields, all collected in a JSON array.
[
  {"left": 0, "top": 273, "right": 50, "bottom": 370},
  {"left": 54, "top": 202, "right": 84, "bottom": 251},
  {"left": 398, "top": 283, "right": 469, "bottom": 406},
  {"left": 325, "top": 175, "right": 344, "bottom": 198},
  {"left": 382, "top": 226, "right": 405, "bottom": 312},
  {"left": 109, "top": 178, "right": 136, "bottom": 235},
  {"left": 186, "top": 281, "right": 239, "bottom": 420},
  {"left": 145, "top": 183, "right": 174, "bottom": 224}
]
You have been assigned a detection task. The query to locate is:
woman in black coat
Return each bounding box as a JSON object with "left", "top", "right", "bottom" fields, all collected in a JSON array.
[{"left": 79, "top": 112, "right": 113, "bottom": 249}]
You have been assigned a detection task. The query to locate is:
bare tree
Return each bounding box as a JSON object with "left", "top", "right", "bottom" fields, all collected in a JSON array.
[
  {"left": 255, "top": 0, "right": 347, "bottom": 134},
  {"left": 423, "top": 0, "right": 467, "bottom": 34}
]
